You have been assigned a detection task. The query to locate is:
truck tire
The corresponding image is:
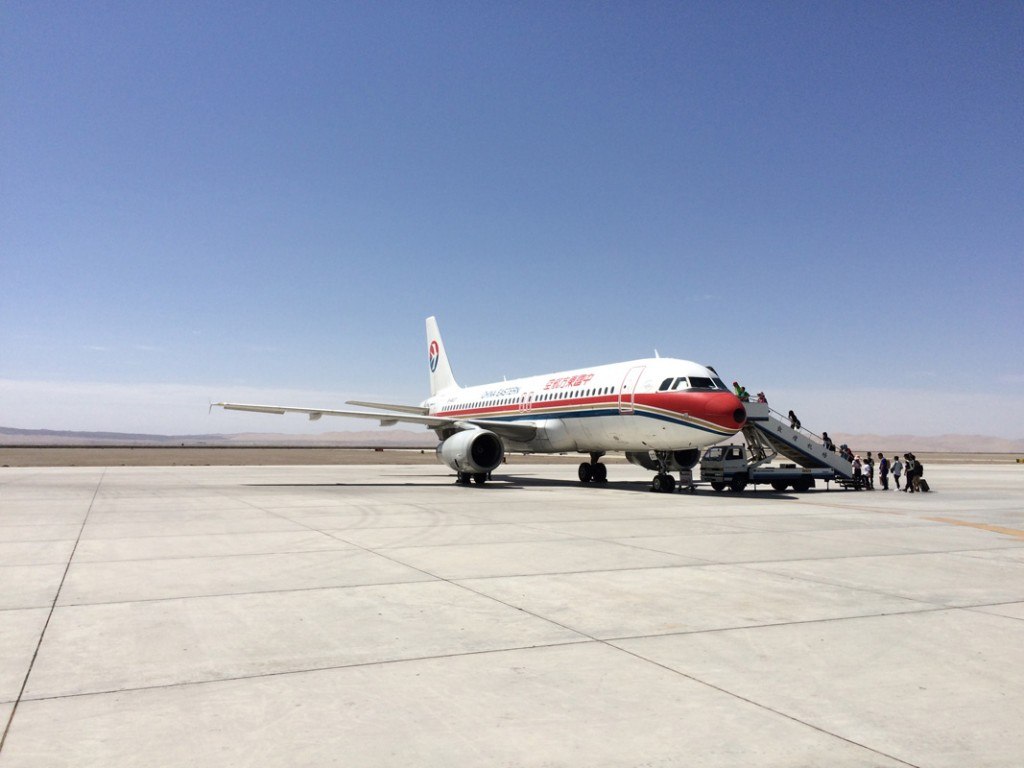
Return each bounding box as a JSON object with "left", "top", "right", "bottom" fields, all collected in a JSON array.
[
  {"left": 771, "top": 480, "right": 788, "bottom": 492},
  {"left": 792, "top": 477, "right": 813, "bottom": 493},
  {"left": 711, "top": 481, "right": 726, "bottom": 492},
  {"left": 730, "top": 475, "right": 748, "bottom": 492}
]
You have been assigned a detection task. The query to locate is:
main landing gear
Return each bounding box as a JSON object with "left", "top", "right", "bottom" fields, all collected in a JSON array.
[
  {"left": 578, "top": 453, "right": 608, "bottom": 484},
  {"left": 456, "top": 472, "right": 490, "bottom": 486}
]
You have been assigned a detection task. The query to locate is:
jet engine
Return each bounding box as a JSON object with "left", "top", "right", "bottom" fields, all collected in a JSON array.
[
  {"left": 625, "top": 449, "right": 701, "bottom": 472},
  {"left": 437, "top": 429, "right": 505, "bottom": 474}
]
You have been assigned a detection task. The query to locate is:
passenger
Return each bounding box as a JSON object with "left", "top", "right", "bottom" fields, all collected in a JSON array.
[
  {"left": 891, "top": 455, "right": 903, "bottom": 490},
  {"left": 903, "top": 453, "right": 916, "bottom": 492},
  {"left": 852, "top": 455, "right": 863, "bottom": 485},
  {"left": 788, "top": 410, "right": 801, "bottom": 431},
  {"left": 878, "top": 452, "right": 890, "bottom": 490},
  {"left": 821, "top": 431, "right": 835, "bottom": 451},
  {"left": 909, "top": 453, "right": 923, "bottom": 492},
  {"left": 864, "top": 453, "right": 875, "bottom": 489},
  {"left": 756, "top": 391, "right": 767, "bottom": 403}
]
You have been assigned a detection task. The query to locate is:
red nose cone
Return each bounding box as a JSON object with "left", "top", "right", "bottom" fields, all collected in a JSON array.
[{"left": 700, "top": 392, "right": 746, "bottom": 431}]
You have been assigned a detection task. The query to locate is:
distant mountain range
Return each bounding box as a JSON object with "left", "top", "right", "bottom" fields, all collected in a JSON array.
[
  {"left": 0, "top": 426, "right": 438, "bottom": 448},
  {"left": 2, "top": 426, "right": 1022, "bottom": 454}
]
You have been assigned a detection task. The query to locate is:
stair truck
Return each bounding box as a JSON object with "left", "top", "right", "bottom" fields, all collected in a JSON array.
[{"left": 699, "top": 402, "right": 862, "bottom": 492}]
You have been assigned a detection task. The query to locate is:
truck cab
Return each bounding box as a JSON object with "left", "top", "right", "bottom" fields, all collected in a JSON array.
[{"left": 700, "top": 444, "right": 751, "bottom": 491}]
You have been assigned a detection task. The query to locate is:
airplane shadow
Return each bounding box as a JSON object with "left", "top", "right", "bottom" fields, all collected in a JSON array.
[{"left": 246, "top": 475, "right": 806, "bottom": 499}]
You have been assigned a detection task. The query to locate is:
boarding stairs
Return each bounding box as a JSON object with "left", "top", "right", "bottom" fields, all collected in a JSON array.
[{"left": 741, "top": 402, "right": 854, "bottom": 480}]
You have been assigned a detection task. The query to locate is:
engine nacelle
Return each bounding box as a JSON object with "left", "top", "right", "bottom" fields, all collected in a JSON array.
[
  {"left": 625, "top": 449, "right": 701, "bottom": 472},
  {"left": 437, "top": 429, "right": 505, "bottom": 474}
]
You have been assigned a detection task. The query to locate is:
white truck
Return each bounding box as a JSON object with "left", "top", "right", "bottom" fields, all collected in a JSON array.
[{"left": 699, "top": 444, "right": 860, "bottom": 492}]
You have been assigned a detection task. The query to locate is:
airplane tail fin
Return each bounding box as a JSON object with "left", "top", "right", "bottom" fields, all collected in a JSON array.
[{"left": 425, "top": 316, "right": 459, "bottom": 396}]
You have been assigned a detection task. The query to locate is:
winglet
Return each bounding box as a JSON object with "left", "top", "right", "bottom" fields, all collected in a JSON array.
[{"left": 425, "top": 316, "right": 459, "bottom": 396}]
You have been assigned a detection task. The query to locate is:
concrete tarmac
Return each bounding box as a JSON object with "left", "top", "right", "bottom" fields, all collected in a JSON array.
[{"left": 1, "top": 462, "right": 1023, "bottom": 767}]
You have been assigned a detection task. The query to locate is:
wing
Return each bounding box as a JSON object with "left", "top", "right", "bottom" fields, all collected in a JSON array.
[
  {"left": 212, "top": 402, "right": 538, "bottom": 441},
  {"left": 344, "top": 400, "right": 430, "bottom": 415}
]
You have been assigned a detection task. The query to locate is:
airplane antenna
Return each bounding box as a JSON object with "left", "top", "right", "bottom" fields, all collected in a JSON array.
[{"left": 654, "top": 349, "right": 660, "bottom": 358}]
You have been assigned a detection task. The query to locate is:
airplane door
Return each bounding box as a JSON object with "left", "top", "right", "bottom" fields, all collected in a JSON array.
[{"left": 618, "top": 366, "right": 645, "bottom": 414}]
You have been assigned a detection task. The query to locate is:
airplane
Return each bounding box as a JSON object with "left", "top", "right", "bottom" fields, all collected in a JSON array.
[{"left": 213, "top": 317, "right": 747, "bottom": 492}]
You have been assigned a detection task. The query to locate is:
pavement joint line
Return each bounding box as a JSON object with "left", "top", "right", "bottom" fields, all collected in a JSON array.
[
  {"left": 589, "top": 534, "right": 1024, "bottom": 567},
  {"left": 735, "top": 558, "right": 1024, "bottom": 610},
  {"left": 599, "top": 603, "right": 966, "bottom": 644},
  {"left": 49, "top": 576, "right": 440, "bottom": 608},
  {"left": 51, "top": 545, "right": 363, "bottom": 566},
  {"left": 0, "top": 468, "right": 106, "bottom": 756},
  {"left": 16, "top": 639, "right": 600, "bottom": 704},
  {"left": 962, "top": 606, "right": 1024, "bottom": 622},
  {"left": 605, "top": 641, "right": 923, "bottom": 768}
]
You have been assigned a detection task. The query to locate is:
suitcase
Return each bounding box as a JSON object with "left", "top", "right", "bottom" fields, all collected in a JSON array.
[{"left": 918, "top": 478, "right": 930, "bottom": 492}]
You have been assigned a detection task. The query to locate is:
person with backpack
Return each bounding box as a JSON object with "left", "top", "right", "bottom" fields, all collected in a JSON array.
[{"left": 912, "top": 455, "right": 926, "bottom": 492}]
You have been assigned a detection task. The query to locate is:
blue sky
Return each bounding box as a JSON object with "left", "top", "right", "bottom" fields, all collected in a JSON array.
[{"left": 2, "top": 2, "right": 1022, "bottom": 437}]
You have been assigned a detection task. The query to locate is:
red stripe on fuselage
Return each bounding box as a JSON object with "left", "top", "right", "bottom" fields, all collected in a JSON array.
[{"left": 433, "top": 390, "right": 745, "bottom": 432}]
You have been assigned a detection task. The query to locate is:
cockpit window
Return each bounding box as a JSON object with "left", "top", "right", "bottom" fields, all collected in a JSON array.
[{"left": 663, "top": 375, "right": 727, "bottom": 392}]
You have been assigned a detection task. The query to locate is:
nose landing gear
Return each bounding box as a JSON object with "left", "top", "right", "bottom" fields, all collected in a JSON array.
[{"left": 650, "top": 450, "right": 679, "bottom": 493}]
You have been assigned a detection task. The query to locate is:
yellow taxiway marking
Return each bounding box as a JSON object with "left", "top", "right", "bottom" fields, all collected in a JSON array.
[{"left": 925, "top": 517, "right": 1024, "bottom": 540}]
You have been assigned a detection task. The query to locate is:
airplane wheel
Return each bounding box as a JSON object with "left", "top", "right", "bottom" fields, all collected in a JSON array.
[
  {"left": 473, "top": 473, "right": 487, "bottom": 485},
  {"left": 592, "top": 463, "right": 607, "bottom": 482},
  {"left": 652, "top": 474, "right": 675, "bottom": 493},
  {"left": 578, "top": 463, "right": 593, "bottom": 483},
  {"left": 711, "top": 481, "right": 726, "bottom": 492},
  {"left": 457, "top": 473, "right": 472, "bottom": 485}
]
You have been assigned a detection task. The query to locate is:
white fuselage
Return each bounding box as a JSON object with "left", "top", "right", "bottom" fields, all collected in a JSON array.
[{"left": 422, "top": 357, "right": 744, "bottom": 454}]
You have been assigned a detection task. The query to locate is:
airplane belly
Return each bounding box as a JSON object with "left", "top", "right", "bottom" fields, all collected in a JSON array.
[
  {"left": 619, "top": 413, "right": 706, "bottom": 451},
  {"left": 539, "top": 418, "right": 575, "bottom": 452}
]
